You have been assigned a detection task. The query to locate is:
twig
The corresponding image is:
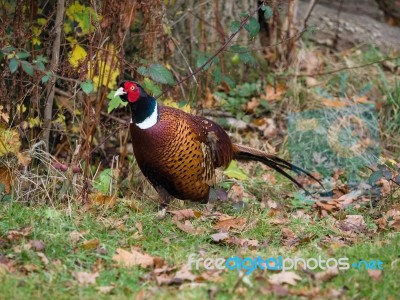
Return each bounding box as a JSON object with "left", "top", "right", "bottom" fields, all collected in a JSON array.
[
  {"left": 43, "top": 0, "right": 65, "bottom": 151},
  {"left": 283, "top": 56, "right": 400, "bottom": 78},
  {"left": 302, "top": 0, "right": 317, "bottom": 30},
  {"left": 156, "top": 2, "right": 266, "bottom": 98},
  {"left": 100, "top": 111, "right": 127, "bottom": 124}
]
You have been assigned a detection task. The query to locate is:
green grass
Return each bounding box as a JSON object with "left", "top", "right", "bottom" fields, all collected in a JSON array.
[{"left": 1, "top": 196, "right": 399, "bottom": 299}]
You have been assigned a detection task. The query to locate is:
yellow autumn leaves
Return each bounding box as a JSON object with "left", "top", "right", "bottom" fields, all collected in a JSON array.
[{"left": 65, "top": 2, "right": 119, "bottom": 90}]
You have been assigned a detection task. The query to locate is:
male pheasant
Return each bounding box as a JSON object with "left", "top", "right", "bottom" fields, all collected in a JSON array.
[{"left": 115, "top": 81, "right": 320, "bottom": 205}]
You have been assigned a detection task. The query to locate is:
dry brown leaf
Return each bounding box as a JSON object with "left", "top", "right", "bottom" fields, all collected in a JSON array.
[
  {"left": 7, "top": 226, "right": 32, "bottom": 241},
  {"left": 21, "top": 264, "right": 39, "bottom": 273},
  {"left": 73, "top": 271, "right": 99, "bottom": 285},
  {"left": 226, "top": 237, "right": 259, "bottom": 248},
  {"left": 336, "top": 215, "right": 367, "bottom": 233},
  {"left": 37, "top": 252, "right": 49, "bottom": 265},
  {"left": 337, "top": 190, "right": 363, "bottom": 206},
  {"left": 214, "top": 217, "right": 247, "bottom": 231},
  {"left": 269, "top": 271, "right": 301, "bottom": 286},
  {"left": 262, "top": 174, "right": 277, "bottom": 186},
  {"left": 198, "top": 269, "right": 224, "bottom": 282},
  {"left": 81, "top": 239, "right": 100, "bottom": 250},
  {"left": 174, "top": 220, "right": 202, "bottom": 235},
  {"left": 112, "top": 248, "right": 155, "bottom": 268},
  {"left": 262, "top": 84, "right": 286, "bottom": 102},
  {"left": 281, "top": 227, "right": 299, "bottom": 247},
  {"left": 89, "top": 193, "right": 116, "bottom": 208},
  {"left": 269, "top": 218, "right": 290, "bottom": 225},
  {"left": 210, "top": 232, "right": 229, "bottom": 242},
  {"left": 174, "top": 264, "right": 196, "bottom": 282},
  {"left": 243, "top": 97, "right": 260, "bottom": 113},
  {"left": 388, "top": 216, "right": 400, "bottom": 231},
  {"left": 376, "top": 217, "right": 388, "bottom": 230},
  {"left": 169, "top": 209, "right": 201, "bottom": 221},
  {"left": 227, "top": 184, "right": 244, "bottom": 203},
  {"left": 315, "top": 201, "right": 340, "bottom": 213},
  {"left": 17, "top": 152, "right": 31, "bottom": 167},
  {"left": 135, "top": 222, "right": 143, "bottom": 234},
  {"left": 30, "top": 240, "right": 45, "bottom": 251},
  {"left": 70, "top": 230, "right": 86, "bottom": 243},
  {"left": 314, "top": 268, "right": 339, "bottom": 282},
  {"left": 367, "top": 269, "right": 382, "bottom": 281}
]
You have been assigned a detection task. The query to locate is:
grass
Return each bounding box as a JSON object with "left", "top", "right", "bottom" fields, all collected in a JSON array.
[
  {"left": 1, "top": 46, "right": 400, "bottom": 299},
  {"left": 1, "top": 192, "right": 399, "bottom": 299}
]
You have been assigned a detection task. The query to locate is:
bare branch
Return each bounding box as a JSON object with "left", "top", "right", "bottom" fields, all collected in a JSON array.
[{"left": 42, "top": 0, "right": 65, "bottom": 152}]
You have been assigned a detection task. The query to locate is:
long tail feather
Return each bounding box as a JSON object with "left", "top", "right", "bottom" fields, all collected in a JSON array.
[{"left": 232, "top": 144, "right": 323, "bottom": 192}]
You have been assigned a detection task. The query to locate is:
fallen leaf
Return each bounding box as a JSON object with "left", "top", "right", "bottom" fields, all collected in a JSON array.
[
  {"left": 169, "top": 209, "right": 201, "bottom": 221},
  {"left": 21, "top": 264, "right": 39, "bottom": 273},
  {"left": 388, "top": 216, "right": 400, "bottom": 231},
  {"left": 337, "top": 190, "right": 363, "bottom": 206},
  {"left": 174, "top": 264, "right": 196, "bottom": 282},
  {"left": 112, "top": 248, "right": 155, "bottom": 268},
  {"left": 315, "top": 201, "right": 340, "bottom": 213},
  {"left": 81, "top": 239, "right": 100, "bottom": 250},
  {"left": 135, "top": 222, "right": 143, "bottom": 234},
  {"left": 89, "top": 193, "right": 116, "bottom": 208},
  {"left": 198, "top": 269, "right": 224, "bottom": 282},
  {"left": 210, "top": 232, "right": 229, "bottom": 242},
  {"left": 70, "top": 230, "right": 87, "bottom": 243},
  {"left": 269, "top": 218, "right": 290, "bottom": 225},
  {"left": 336, "top": 215, "right": 367, "bottom": 233},
  {"left": 243, "top": 97, "right": 260, "bottom": 113},
  {"left": 269, "top": 271, "right": 301, "bottom": 286},
  {"left": 7, "top": 226, "right": 32, "bottom": 241},
  {"left": 73, "top": 271, "right": 99, "bottom": 285},
  {"left": 17, "top": 152, "right": 31, "bottom": 167},
  {"left": 29, "top": 240, "right": 45, "bottom": 251},
  {"left": 174, "top": 220, "right": 202, "bottom": 235},
  {"left": 262, "top": 83, "right": 286, "bottom": 102},
  {"left": 226, "top": 237, "right": 259, "bottom": 249},
  {"left": 37, "top": 252, "right": 49, "bottom": 265},
  {"left": 367, "top": 269, "right": 382, "bottom": 281},
  {"left": 214, "top": 217, "right": 247, "bottom": 231},
  {"left": 315, "top": 268, "right": 339, "bottom": 281}
]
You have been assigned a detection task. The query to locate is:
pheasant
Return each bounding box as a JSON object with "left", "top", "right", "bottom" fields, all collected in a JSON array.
[{"left": 115, "top": 81, "right": 321, "bottom": 206}]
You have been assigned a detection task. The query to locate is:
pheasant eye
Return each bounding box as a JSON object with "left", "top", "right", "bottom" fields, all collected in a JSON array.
[{"left": 130, "top": 86, "right": 136, "bottom": 91}]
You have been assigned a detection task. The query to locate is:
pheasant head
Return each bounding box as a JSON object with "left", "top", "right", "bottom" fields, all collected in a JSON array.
[{"left": 115, "top": 81, "right": 158, "bottom": 129}]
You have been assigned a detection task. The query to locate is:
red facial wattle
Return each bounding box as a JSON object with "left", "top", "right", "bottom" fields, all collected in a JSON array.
[{"left": 124, "top": 82, "right": 140, "bottom": 103}]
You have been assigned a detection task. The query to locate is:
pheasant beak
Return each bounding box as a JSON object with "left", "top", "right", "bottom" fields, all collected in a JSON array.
[{"left": 114, "top": 87, "right": 126, "bottom": 97}]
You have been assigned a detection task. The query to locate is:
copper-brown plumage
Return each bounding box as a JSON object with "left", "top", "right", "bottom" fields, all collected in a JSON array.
[{"left": 115, "top": 81, "right": 321, "bottom": 205}]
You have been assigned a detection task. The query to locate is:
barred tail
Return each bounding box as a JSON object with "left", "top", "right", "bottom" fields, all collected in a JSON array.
[{"left": 232, "top": 144, "right": 323, "bottom": 192}]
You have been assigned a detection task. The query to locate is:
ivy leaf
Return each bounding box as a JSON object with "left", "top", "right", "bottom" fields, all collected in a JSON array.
[
  {"left": 244, "top": 17, "right": 260, "bottom": 38},
  {"left": 93, "top": 168, "right": 113, "bottom": 194},
  {"left": 80, "top": 80, "right": 94, "bottom": 95},
  {"left": 230, "top": 45, "right": 256, "bottom": 65},
  {"left": 261, "top": 5, "right": 273, "bottom": 19},
  {"left": 147, "top": 64, "right": 175, "bottom": 85},
  {"left": 230, "top": 20, "right": 241, "bottom": 33},
  {"left": 224, "top": 160, "right": 248, "bottom": 180},
  {"left": 137, "top": 66, "right": 149, "bottom": 77},
  {"left": 41, "top": 71, "right": 52, "bottom": 84},
  {"left": 2, "top": 46, "right": 16, "bottom": 53},
  {"left": 16, "top": 52, "right": 30, "bottom": 59},
  {"left": 107, "top": 90, "right": 127, "bottom": 113},
  {"left": 142, "top": 78, "right": 162, "bottom": 96},
  {"left": 9, "top": 58, "right": 18, "bottom": 73},
  {"left": 21, "top": 61, "right": 34, "bottom": 76},
  {"left": 35, "top": 61, "right": 45, "bottom": 71},
  {"left": 212, "top": 67, "right": 222, "bottom": 84}
]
